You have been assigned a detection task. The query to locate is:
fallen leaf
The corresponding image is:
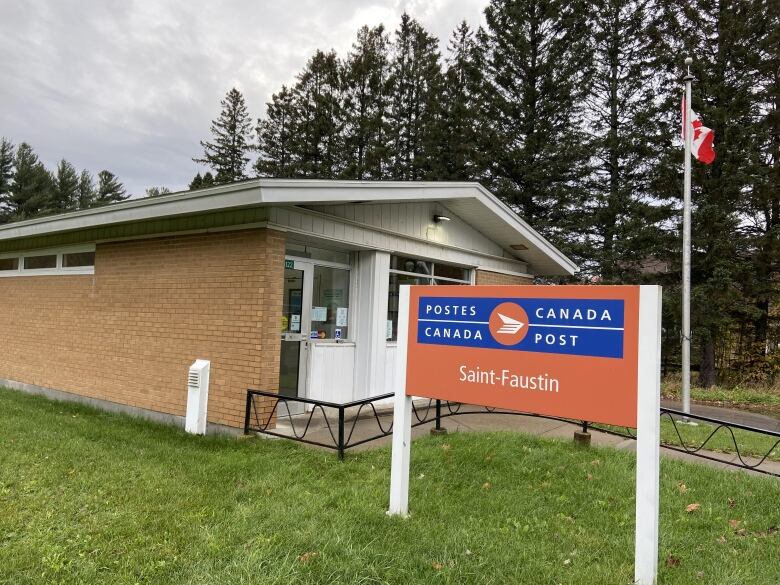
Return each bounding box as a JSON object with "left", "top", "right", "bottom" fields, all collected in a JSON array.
[
  {"left": 417, "top": 473, "right": 425, "bottom": 480},
  {"left": 685, "top": 503, "right": 701, "bottom": 513},
  {"left": 464, "top": 549, "right": 472, "bottom": 556},
  {"left": 298, "top": 552, "right": 319, "bottom": 563},
  {"left": 563, "top": 558, "right": 571, "bottom": 566},
  {"left": 441, "top": 443, "right": 451, "bottom": 452},
  {"left": 735, "top": 528, "right": 747, "bottom": 537},
  {"left": 753, "top": 526, "right": 778, "bottom": 538},
  {"left": 665, "top": 554, "right": 681, "bottom": 567},
  {"left": 717, "top": 536, "right": 727, "bottom": 544},
  {"left": 482, "top": 482, "right": 492, "bottom": 490},
  {"left": 591, "top": 459, "right": 601, "bottom": 466},
  {"left": 728, "top": 519, "right": 741, "bottom": 529},
  {"left": 727, "top": 498, "right": 736, "bottom": 508},
  {"left": 432, "top": 562, "right": 443, "bottom": 571},
  {"left": 586, "top": 473, "right": 593, "bottom": 481},
  {"left": 696, "top": 571, "right": 705, "bottom": 579},
  {"left": 677, "top": 482, "right": 688, "bottom": 494}
]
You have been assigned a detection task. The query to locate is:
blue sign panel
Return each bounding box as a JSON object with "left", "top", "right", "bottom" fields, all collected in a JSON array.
[{"left": 416, "top": 297, "right": 625, "bottom": 358}]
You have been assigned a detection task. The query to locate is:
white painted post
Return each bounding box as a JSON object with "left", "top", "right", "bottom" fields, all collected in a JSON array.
[
  {"left": 388, "top": 285, "right": 412, "bottom": 517},
  {"left": 634, "top": 286, "right": 662, "bottom": 585}
]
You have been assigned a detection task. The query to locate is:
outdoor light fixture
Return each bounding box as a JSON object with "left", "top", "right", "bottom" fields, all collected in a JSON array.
[
  {"left": 433, "top": 214, "right": 451, "bottom": 223},
  {"left": 510, "top": 244, "right": 528, "bottom": 250}
]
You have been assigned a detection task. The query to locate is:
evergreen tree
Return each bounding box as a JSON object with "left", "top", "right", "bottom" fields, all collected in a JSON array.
[
  {"left": 51, "top": 159, "right": 79, "bottom": 212},
  {"left": 477, "top": 0, "right": 591, "bottom": 254},
  {"left": 341, "top": 25, "right": 391, "bottom": 179},
  {"left": 440, "top": 21, "right": 483, "bottom": 180},
  {"left": 94, "top": 170, "right": 127, "bottom": 206},
  {"left": 255, "top": 86, "right": 296, "bottom": 177},
  {"left": 189, "top": 172, "right": 203, "bottom": 190},
  {"left": 77, "top": 170, "right": 96, "bottom": 209},
  {"left": 387, "top": 13, "right": 445, "bottom": 180},
  {"left": 0, "top": 138, "right": 14, "bottom": 223},
  {"left": 145, "top": 186, "right": 171, "bottom": 197},
  {"left": 290, "top": 50, "right": 344, "bottom": 178},
  {"left": 4, "top": 143, "right": 53, "bottom": 220},
  {"left": 579, "top": 0, "right": 671, "bottom": 282},
  {"left": 202, "top": 172, "right": 215, "bottom": 187},
  {"left": 194, "top": 87, "right": 254, "bottom": 184},
  {"left": 651, "top": 0, "right": 762, "bottom": 385}
]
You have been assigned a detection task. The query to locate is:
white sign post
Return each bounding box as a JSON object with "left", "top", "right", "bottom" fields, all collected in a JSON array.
[{"left": 388, "top": 285, "right": 662, "bottom": 584}]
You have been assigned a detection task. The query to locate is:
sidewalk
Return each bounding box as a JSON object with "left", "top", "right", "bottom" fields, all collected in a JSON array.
[{"left": 276, "top": 401, "right": 780, "bottom": 477}]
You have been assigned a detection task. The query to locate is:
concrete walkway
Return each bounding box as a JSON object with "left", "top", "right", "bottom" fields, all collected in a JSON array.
[{"left": 272, "top": 401, "right": 780, "bottom": 477}]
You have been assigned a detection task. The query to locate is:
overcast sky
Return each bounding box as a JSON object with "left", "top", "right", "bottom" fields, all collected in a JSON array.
[{"left": 0, "top": 0, "right": 488, "bottom": 197}]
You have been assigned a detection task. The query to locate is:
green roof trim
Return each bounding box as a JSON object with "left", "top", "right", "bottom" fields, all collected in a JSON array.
[{"left": 0, "top": 206, "right": 268, "bottom": 253}]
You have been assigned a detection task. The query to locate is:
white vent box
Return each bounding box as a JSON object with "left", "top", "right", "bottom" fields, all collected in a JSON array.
[{"left": 185, "top": 359, "right": 210, "bottom": 435}]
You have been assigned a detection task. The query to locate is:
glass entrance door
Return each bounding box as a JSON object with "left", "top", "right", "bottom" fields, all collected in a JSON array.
[
  {"left": 280, "top": 264, "right": 307, "bottom": 402},
  {"left": 279, "top": 256, "right": 351, "bottom": 411}
]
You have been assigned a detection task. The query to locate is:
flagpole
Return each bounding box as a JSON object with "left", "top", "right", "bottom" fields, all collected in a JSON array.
[{"left": 682, "top": 57, "right": 693, "bottom": 420}]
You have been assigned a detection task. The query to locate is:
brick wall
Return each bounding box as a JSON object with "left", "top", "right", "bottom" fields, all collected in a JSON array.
[
  {"left": 475, "top": 270, "right": 534, "bottom": 286},
  {"left": 0, "top": 228, "right": 285, "bottom": 428}
]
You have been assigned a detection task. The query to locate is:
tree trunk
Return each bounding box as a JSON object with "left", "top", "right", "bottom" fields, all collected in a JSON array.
[{"left": 698, "top": 336, "right": 717, "bottom": 388}]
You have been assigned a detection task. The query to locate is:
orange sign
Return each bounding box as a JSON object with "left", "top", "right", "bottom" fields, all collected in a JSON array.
[{"left": 405, "top": 285, "right": 641, "bottom": 427}]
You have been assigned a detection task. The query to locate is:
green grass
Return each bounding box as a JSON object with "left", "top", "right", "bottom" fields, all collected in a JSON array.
[
  {"left": 658, "top": 418, "right": 780, "bottom": 463},
  {"left": 1, "top": 388, "right": 779, "bottom": 585},
  {"left": 662, "top": 379, "right": 780, "bottom": 410}
]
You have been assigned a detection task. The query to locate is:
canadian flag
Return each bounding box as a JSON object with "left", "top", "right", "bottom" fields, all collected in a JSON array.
[{"left": 681, "top": 97, "right": 715, "bottom": 164}]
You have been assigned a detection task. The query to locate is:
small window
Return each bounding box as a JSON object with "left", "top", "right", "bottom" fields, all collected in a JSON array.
[
  {"left": 390, "top": 255, "right": 432, "bottom": 276},
  {"left": 434, "top": 263, "right": 469, "bottom": 281},
  {"left": 63, "top": 251, "right": 95, "bottom": 268},
  {"left": 0, "top": 257, "right": 19, "bottom": 271},
  {"left": 24, "top": 255, "right": 57, "bottom": 270}
]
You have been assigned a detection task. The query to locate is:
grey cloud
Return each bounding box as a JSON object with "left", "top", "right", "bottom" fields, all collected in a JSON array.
[{"left": 0, "top": 0, "right": 486, "bottom": 196}]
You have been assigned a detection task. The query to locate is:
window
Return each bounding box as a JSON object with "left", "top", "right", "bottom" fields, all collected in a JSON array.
[
  {"left": 0, "top": 257, "right": 19, "bottom": 271},
  {"left": 63, "top": 251, "right": 95, "bottom": 268},
  {"left": 386, "top": 255, "right": 471, "bottom": 341},
  {"left": 0, "top": 245, "right": 95, "bottom": 277},
  {"left": 24, "top": 255, "right": 57, "bottom": 270}
]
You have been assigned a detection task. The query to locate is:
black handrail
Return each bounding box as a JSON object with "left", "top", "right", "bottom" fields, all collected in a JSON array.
[{"left": 244, "top": 389, "right": 780, "bottom": 475}]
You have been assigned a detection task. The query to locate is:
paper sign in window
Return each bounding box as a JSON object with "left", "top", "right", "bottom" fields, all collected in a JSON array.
[
  {"left": 312, "top": 306, "right": 327, "bottom": 322},
  {"left": 336, "top": 307, "right": 348, "bottom": 327}
]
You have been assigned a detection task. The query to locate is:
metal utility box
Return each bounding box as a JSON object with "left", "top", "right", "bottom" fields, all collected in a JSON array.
[{"left": 185, "top": 359, "right": 210, "bottom": 435}]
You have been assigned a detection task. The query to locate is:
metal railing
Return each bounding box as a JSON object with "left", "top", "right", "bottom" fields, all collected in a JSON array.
[{"left": 244, "top": 389, "right": 779, "bottom": 476}]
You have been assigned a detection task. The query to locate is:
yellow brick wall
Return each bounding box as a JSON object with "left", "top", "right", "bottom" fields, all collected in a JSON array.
[
  {"left": 0, "top": 228, "right": 285, "bottom": 429},
  {"left": 475, "top": 270, "right": 534, "bottom": 286}
]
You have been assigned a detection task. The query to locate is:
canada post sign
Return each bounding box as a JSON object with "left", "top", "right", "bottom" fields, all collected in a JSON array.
[
  {"left": 418, "top": 297, "right": 624, "bottom": 358},
  {"left": 405, "top": 285, "right": 642, "bottom": 428}
]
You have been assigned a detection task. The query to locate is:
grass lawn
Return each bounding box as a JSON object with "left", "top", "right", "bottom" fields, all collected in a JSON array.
[
  {"left": 662, "top": 379, "right": 780, "bottom": 412},
  {"left": 598, "top": 420, "right": 780, "bottom": 463},
  {"left": 1, "top": 388, "right": 779, "bottom": 585}
]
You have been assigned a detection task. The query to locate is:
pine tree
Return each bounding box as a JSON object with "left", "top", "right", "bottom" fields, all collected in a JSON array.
[
  {"left": 579, "top": 0, "right": 671, "bottom": 283},
  {"left": 4, "top": 142, "right": 53, "bottom": 220},
  {"left": 255, "top": 86, "right": 296, "bottom": 177},
  {"left": 51, "top": 159, "right": 79, "bottom": 212},
  {"left": 387, "top": 13, "right": 445, "bottom": 180},
  {"left": 341, "top": 25, "right": 391, "bottom": 179},
  {"left": 194, "top": 87, "right": 254, "bottom": 184},
  {"left": 477, "top": 0, "right": 591, "bottom": 254},
  {"left": 440, "top": 21, "right": 483, "bottom": 180},
  {"left": 94, "top": 170, "right": 127, "bottom": 206},
  {"left": 145, "top": 186, "right": 171, "bottom": 197},
  {"left": 651, "top": 0, "right": 761, "bottom": 385},
  {"left": 0, "top": 137, "right": 14, "bottom": 223},
  {"left": 290, "top": 50, "right": 344, "bottom": 178},
  {"left": 77, "top": 170, "right": 96, "bottom": 209},
  {"left": 202, "top": 172, "right": 215, "bottom": 188},
  {"left": 189, "top": 173, "right": 203, "bottom": 190}
]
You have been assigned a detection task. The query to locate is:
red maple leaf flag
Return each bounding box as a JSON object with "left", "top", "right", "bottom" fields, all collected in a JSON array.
[{"left": 681, "top": 96, "right": 716, "bottom": 164}]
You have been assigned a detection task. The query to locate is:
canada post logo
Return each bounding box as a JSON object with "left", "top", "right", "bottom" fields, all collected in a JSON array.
[{"left": 417, "top": 297, "right": 625, "bottom": 358}]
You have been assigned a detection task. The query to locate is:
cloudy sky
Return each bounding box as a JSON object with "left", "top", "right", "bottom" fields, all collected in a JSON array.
[{"left": 0, "top": 0, "right": 488, "bottom": 197}]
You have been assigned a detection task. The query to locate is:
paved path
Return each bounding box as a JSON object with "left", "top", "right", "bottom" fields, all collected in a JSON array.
[
  {"left": 661, "top": 399, "right": 780, "bottom": 432},
  {"left": 274, "top": 402, "right": 780, "bottom": 477}
]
